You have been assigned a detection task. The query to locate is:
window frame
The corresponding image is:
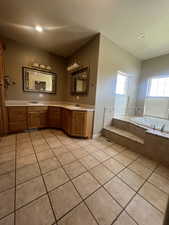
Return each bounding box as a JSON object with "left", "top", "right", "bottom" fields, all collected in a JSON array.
[
  {"left": 147, "top": 75, "right": 169, "bottom": 98},
  {"left": 115, "top": 71, "right": 128, "bottom": 96}
]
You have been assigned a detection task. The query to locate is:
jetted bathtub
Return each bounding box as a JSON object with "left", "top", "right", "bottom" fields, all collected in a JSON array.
[{"left": 130, "top": 116, "right": 169, "bottom": 133}]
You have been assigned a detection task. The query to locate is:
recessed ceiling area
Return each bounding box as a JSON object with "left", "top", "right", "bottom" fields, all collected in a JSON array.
[{"left": 0, "top": 0, "right": 169, "bottom": 59}]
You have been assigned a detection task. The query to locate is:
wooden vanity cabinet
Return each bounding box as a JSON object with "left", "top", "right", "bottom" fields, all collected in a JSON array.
[
  {"left": 71, "top": 111, "right": 93, "bottom": 138},
  {"left": 28, "top": 112, "right": 40, "bottom": 129},
  {"left": 0, "top": 40, "right": 8, "bottom": 135},
  {"left": 61, "top": 109, "right": 93, "bottom": 138},
  {"left": 7, "top": 106, "right": 94, "bottom": 138},
  {"left": 71, "top": 111, "right": 86, "bottom": 137},
  {"left": 28, "top": 106, "right": 48, "bottom": 129},
  {"left": 0, "top": 108, "right": 3, "bottom": 134},
  {"left": 62, "top": 108, "right": 72, "bottom": 135},
  {"left": 7, "top": 106, "right": 27, "bottom": 133},
  {"left": 48, "top": 106, "right": 61, "bottom": 128},
  {"left": 40, "top": 111, "right": 48, "bottom": 128}
]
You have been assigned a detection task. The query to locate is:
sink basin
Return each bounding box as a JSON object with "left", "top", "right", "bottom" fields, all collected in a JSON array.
[
  {"left": 69, "top": 106, "right": 82, "bottom": 110},
  {"left": 74, "top": 104, "right": 80, "bottom": 107},
  {"left": 27, "top": 102, "right": 45, "bottom": 106}
]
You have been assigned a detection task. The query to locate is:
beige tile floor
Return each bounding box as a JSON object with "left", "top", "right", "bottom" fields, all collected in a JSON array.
[{"left": 0, "top": 129, "right": 168, "bottom": 225}]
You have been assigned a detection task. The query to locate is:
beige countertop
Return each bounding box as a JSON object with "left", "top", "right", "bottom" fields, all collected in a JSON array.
[{"left": 5, "top": 101, "right": 95, "bottom": 112}]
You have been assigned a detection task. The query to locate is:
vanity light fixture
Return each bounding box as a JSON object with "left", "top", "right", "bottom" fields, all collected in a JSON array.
[
  {"left": 67, "top": 62, "right": 80, "bottom": 72},
  {"left": 35, "top": 26, "right": 43, "bottom": 32}
]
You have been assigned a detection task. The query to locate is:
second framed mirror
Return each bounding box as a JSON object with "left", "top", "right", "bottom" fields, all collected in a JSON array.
[{"left": 71, "top": 66, "right": 89, "bottom": 96}]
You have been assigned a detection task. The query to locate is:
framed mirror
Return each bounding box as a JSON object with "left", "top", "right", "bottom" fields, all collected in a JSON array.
[
  {"left": 22, "top": 67, "right": 57, "bottom": 94},
  {"left": 71, "top": 66, "right": 89, "bottom": 95}
]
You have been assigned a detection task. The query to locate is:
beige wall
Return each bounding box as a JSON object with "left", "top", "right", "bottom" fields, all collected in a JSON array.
[
  {"left": 4, "top": 38, "right": 66, "bottom": 101},
  {"left": 63, "top": 35, "right": 100, "bottom": 106},
  {"left": 94, "top": 35, "right": 141, "bottom": 135},
  {"left": 3, "top": 36, "right": 99, "bottom": 105},
  {"left": 3, "top": 35, "right": 142, "bottom": 136},
  {"left": 137, "top": 53, "right": 169, "bottom": 114}
]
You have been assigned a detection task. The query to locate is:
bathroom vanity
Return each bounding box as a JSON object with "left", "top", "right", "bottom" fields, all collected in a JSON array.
[
  {"left": 0, "top": 44, "right": 93, "bottom": 138},
  {"left": 6, "top": 103, "right": 94, "bottom": 138}
]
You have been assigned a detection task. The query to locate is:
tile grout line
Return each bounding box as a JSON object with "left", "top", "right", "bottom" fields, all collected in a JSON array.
[
  {"left": 111, "top": 157, "right": 163, "bottom": 220},
  {"left": 55, "top": 162, "right": 99, "bottom": 225},
  {"left": 8, "top": 144, "right": 82, "bottom": 213},
  {"left": 50, "top": 132, "right": 165, "bottom": 223},
  {"left": 77, "top": 153, "right": 140, "bottom": 225},
  {"left": 50, "top": 132, "right": 101, "bottom": 225},
  {"left": 14, "top": 134, "right": 17, "bottom": 225},
  {"left": 41, "top": 132, "right": 90, "bottom": 223},
  {"left": 85, "top": 145, "right": 169, "bottom": 201},
  {"left": 29, "top": 132, "right": 59, "bottom": 225},
  {"left": 0, "top": 130, "right": 166, "bottom": 224},
  {"left": 76, "top": 149, "right": 168, "bottom": 198},
  {"left": 66, "top": 142, "right": 162, "bottom": 224},
  {"left": 110, "top": 162, "right": 159, "bottom": 225},
  {"left": 41, "top": 130, "right": 97, "bottom": 223},
  {"left": 10, "top": 138, "right": 164, "bottom": 223},
  {"left": 115, "top": 164, "right": 168, "bottom": 213}
]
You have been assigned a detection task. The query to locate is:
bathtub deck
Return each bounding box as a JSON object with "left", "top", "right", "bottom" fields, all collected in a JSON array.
[
  {"left": 103, "top": 117, "right": 169, "bottom": 167},
  {"left": 105, "top": 126, "right": 144, "bottom": 144}
]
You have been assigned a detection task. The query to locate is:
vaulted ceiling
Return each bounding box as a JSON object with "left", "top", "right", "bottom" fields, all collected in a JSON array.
[{"left": 0, "top": 0, "right": 169, "bottom": 59}]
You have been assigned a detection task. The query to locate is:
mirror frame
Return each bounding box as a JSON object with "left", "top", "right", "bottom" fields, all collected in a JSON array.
[
  {"left": 70, "top": 66, "right": 89, "bottom": 96},
  {"left": 22, "top": 66, "right": 57, "bottom": 94}
]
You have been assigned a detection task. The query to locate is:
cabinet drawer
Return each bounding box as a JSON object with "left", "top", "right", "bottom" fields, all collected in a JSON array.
[
  {"left": 48, "top": 107, "right": 60, "bottom": 115},
  {"left": 28, "top": 106, "right": 48, "bottom": 112},
  {"left": 0, "top": 108, "right": 3, "bottom": 135},
  {"left": 8, "top": 121, "right": 27, "bottom": 133},
  {"left": 8, "top": 106, "right": 27, "bottom": 122}
]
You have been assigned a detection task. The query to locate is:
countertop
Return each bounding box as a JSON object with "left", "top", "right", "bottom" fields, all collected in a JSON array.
[{"left": 5, "top": 101, "right": 95, "bottom": 112}]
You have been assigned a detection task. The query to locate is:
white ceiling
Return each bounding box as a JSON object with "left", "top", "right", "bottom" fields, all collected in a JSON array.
[{"left": 0, "top": 0, "right": 169, "bottom": 59}]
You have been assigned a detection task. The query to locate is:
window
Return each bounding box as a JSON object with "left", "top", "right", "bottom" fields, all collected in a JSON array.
[
  {"left": 148, "top": 76, "right": 169, "bottom": 97},
  {"left": 115, "top": 72, "right": 128, "bottom": 95}
]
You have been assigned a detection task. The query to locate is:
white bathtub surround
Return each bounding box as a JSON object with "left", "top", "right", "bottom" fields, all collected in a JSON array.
[
  {"left": 131, "top": 116, "right": 169, "bottom": 133},
  {"left": 144, "top": 97, "right": 169, "bottom": 119}
]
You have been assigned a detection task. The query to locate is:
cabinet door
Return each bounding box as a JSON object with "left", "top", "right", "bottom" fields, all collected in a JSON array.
[
  {"left": 66, "top": 109, "right": 72, "bottom": 134},
  {"left": 40, "top": 111, "right": 48, "bottom": 128},
  {"left": 8, "top": 106, "right": 27, "bottom": 133},
  {"left": 8, "top": 121, "right": 27, "bottom": 133},
  {"left": 28, "top": 112, "right": 40, "bottom": 129},
  {"left": 0, "top": 41, "right": 8, "bottom": 135},
  {"left": 61, "top": 108, "right": 66, "bottom": 131},
  {"left": 8, "top": 107, "right": 27, "bottom": 122},
  {"left": 48, "top": 107, "right": 61, "bottom": 128},
  {"left": 61, "top": 108, "right": 72, "bottom": 134},
  {"left": 0, "top": 108, "right": 3, "bottom": 135},
  {"left": 71, "top": 111, "right": 86, "bottom": 137}
]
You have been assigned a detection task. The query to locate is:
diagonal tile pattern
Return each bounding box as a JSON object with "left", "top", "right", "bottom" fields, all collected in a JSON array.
[
  {"left": 49, "top": 181, "right": 82, "bottom": 219},
  {"left": 85, "top": 188, "right": 122, "bottom": 225},
  {"left": 104, "top": 177, "right": 135, "bottom": 207},
  {"left": 0, "top": 130, "right": 168, "bottom": 225}
]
